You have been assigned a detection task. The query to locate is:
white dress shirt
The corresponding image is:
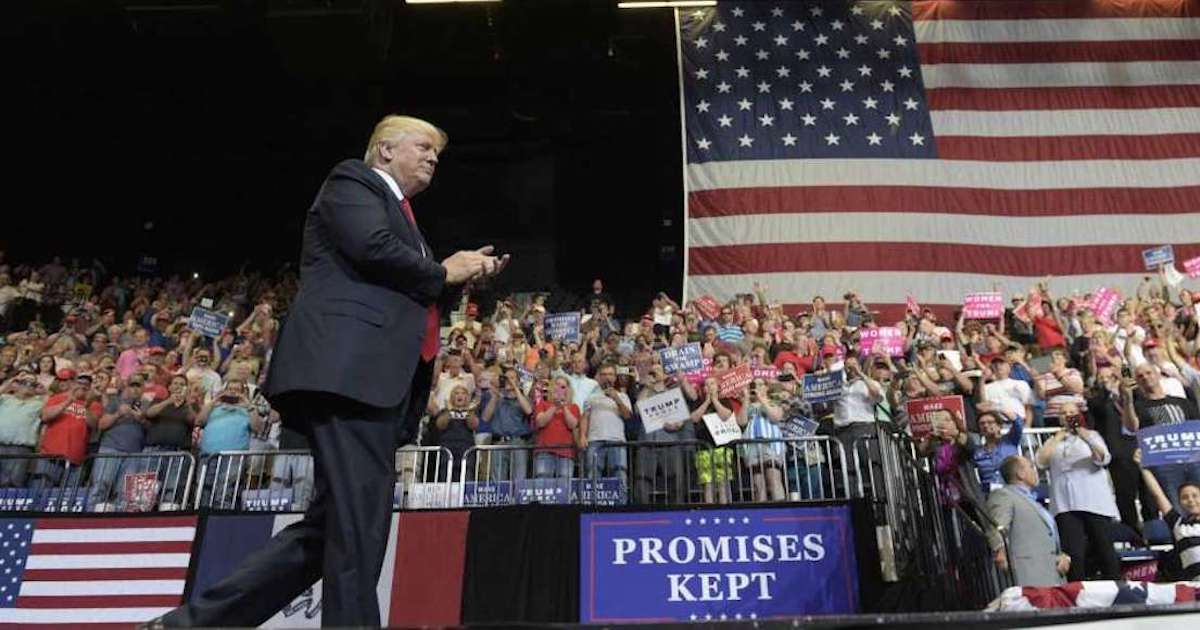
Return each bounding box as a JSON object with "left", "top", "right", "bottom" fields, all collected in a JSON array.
[{"left": 1043, "top": 431, "right": 1119, "bottom": 519}]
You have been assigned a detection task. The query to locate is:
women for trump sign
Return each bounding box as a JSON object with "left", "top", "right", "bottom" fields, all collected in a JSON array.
[{"left": 579, "top": 506, "right": 858, "bottom": 622}]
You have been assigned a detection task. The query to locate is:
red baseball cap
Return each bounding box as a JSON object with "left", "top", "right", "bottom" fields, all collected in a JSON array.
[{"left": 55, "top": 368, "right": 76, "bottom": 381}]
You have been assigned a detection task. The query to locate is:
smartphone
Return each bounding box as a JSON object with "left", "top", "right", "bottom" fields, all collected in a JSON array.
[
  {"left": 220, "top": 394, "right": 239, "bottom": 404},
  {"left": 1121, "top": 365, "right": 1132, "bottom": 379}
]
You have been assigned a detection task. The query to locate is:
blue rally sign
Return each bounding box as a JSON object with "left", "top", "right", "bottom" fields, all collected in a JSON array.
[
  {"left": 802, "top": 370, "right": 845, "bottom": 404},
  {"left": 189, "top": 306, "right": 230, "bottom": 338},
  {"left": 1138, "top": 420, "right": 1200, "bottom": 467},
  {"left": 580, "top": 506, "right": 858, "bottom": 622},
  {"left": 545, "top": 312, "right": 582, "bottom": 343},
  {"left": 659, "top": 342, "right": 704, "bottom": 374}
]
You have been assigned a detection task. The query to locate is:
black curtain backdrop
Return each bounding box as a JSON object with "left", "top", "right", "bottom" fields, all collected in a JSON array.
[{"left": 461, "top": 505, "right": 581, "bottom": 624}]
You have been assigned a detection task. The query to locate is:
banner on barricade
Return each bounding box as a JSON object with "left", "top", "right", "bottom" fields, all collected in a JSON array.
[
  {"left": 702, "top": 413, "right": 742, "bottom": 447},
  {"left": 123, "top": 471, "right": 160, "bottom": 512},
  {"left": 906, "top": 395, "right": 966, "bottom": 441},
  {"left": 695, "top": 296, "right": 721, "bottom": 320},
  {"left": 782, "top": 416, "right": 820, "bottom": 438},
  {"left": 462, "top": 481, "right": 515, "bottom": 507},
  {"left": 1142, "top": 245, "right": 1175, "bottom": 270},
  {"left": 242, "top": 489, "right": 295, "bottom": 512},
  {"left": 0, "top": 488, "right": 36, "bottom": 511},
  {"left": 637, "top": 388, "right": 691, "bottom": 434},
  {"left": 962, "top": 292, "right": 1003, "bottom": 319},
  {"left": 803, "top": 371, "right": 845, "bottom": 404},
  {"left": 1138, "top": 420, "right": 1200, "bottom": 467},
  {"left": 858, "top": 326, "right": 904, "bottom": 357},
  {"left": 572, "top": 478, "right": 627, "bottom": 506},
  {"left": 545, "top": 312, "right": 582, "bottom": 343},
  {"left": 406, "top": 482, "right": 463, "bottom": 509},
  {"left": 1183, "top": 256, "right": 1200, "bottom": 279},
  {"left": 517, "top": 478, "right": 572, "bottom": 505},
  {"left": 189, "top": 306, "right": 230, "bottom": 338},
  {"left": 1088, "top": 287, "right": 1121, "bottom": 326},
  {"left": 718, "top": 364, "right": 753, "bottom": 398},
  {"left": 660, "top": 343, "right": 703, "bottom": 374},
  {"left": 579, "top": 505, "right": 859, "bottom": 622}
]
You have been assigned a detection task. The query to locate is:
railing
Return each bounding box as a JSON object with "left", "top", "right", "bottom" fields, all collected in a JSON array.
[{"left": 0, "top": 451, "right": 195, "bottom": 513}]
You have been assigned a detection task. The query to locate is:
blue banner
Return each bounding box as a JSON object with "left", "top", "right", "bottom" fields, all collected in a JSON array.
[
  {"left": 1142, "top": 245, "right": 1175, "bottom": 269},
  {"left": 241, "top": 489, "right": 295, "bottom": 512},
  {"left": 659, "top": 343, "right": 704, "bottom": 374},
  {"left": 803, "top": 371, "right": 845, "bottom": 404},
  {"left": 1138, "top": 420, "right": 1200, "bottom": 467},
  {"left": 572, "top": 478, "right": 627, "bottom": 506},
  {"left": 580, "top": 505, "right": 859, "bottom": 622},
  {"left": 189, "top": 306, "right": 230, "bottom": 338},
  {"left": 545, "top": 312, "right": 582, "bottom": 343},
  {"left": 462, "top": 481, "right": 515, "bottom": 506}
]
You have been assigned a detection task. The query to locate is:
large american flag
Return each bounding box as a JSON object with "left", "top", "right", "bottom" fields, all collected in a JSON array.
[
  {"left": 679, "top": 0, "right": 1200, "bottom": 320},
  {"left": 0, "top": 516, "right": 196, "bottom": 628}
]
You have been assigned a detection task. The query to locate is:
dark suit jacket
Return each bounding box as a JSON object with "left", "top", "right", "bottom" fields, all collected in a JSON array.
[{"left": 265, "top": 159, "right": 457, "bottom": 431}]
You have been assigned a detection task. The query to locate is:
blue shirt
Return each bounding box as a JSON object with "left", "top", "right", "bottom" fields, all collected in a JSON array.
[
  {"left": 489, "top": 394, "right": 531, "bottom": 438},
  {"left": 200, "top": 404, "right": 251, "bottom": 454},
  {"left": 970, "top": 417, "right": 1024, "bottom": 492},
  {"left": 716, "top": 324, "right": 744, "bottom": 343}
]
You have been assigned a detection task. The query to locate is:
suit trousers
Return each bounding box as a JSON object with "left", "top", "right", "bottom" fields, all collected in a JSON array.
[
  {"left": 1055, "top": 510, "right": 1121, "bottom": 582},
  {"left": 163, "top": 392, "right": 399, "bottom": 627}
]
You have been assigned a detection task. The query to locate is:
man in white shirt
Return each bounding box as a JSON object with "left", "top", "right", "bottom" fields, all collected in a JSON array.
[
  {"left": 580, "top": 364, "right": 632, "bottom": 486},
  {"left": 832, "top": 357, "right": 884, "bottom": 496},
  {"left": 984, "top": 357, "right": 1034, "bottom": 424},
  {"left": 1108, "top": 308, "right": 1146, "bottom": 367},
  {"left": 428, "top": 352, "right": 475, "bottom": 415},
  {"left": 564, "top": 354, "right": 599, "bottom": 411}
]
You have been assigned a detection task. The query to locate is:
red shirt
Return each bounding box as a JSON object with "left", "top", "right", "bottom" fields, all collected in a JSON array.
[
  {"left": 41, "top": 392, "right": 101, "bottom": 465},
  {"left": 534, "top": 400, "right": 578, "bottom": 458},
  {"left": 1032, "top": 315, "right": 1066, "bottom": 349}
]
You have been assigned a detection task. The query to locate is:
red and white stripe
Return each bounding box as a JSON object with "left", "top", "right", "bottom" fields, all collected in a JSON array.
[
  {"left": 684, "top": 0, "right": 1200, "bottom": 321},
  {"left": 0, "top": 516, "right": 195, "bottom": 629}
]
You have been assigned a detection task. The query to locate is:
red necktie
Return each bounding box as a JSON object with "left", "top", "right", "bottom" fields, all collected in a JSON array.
[{"left": 401, "top": 198, "right": 441, "bottom": 362}]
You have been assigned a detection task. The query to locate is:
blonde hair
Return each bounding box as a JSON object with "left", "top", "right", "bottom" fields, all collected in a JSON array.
[{"left": 363, "top": 115, "right": 449, "bottom": 163}]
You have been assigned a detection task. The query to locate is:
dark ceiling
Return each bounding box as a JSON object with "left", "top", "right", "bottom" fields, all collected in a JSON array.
[{"left": 4, "top": 0, "right": 686, "bottom": 310}]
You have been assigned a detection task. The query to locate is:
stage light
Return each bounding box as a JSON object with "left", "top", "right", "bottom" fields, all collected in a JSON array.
[
  {"left": 192, "top": 272, "right": 199, "bottom": 280},
  {"left": 617, "top": 1, "right": 717, "bottom": 8}
]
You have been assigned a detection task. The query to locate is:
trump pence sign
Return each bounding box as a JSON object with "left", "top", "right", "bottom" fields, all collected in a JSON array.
[{"left": 580, "top": 506, "right": 858, "bottom": 622}]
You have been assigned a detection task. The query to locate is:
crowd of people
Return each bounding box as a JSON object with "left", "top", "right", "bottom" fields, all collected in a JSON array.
[{"left": 0, "top": 253, "right": 1197, "bottom": 585}]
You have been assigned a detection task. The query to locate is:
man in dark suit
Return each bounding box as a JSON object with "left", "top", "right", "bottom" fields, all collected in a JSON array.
[{"left": 157, "top": 115, "right": 508, "bottom": 627}]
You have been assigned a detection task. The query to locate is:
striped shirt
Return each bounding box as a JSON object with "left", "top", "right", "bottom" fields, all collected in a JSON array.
[{"left": 1167, "top": 509, "right": 1200, "bottom": 581}]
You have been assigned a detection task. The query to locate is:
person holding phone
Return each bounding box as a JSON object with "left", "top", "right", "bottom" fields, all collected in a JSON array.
[
  {"left": 193, "top": 379, "right": 264, "bottom": 508},
  {"left": 737, "top": 377, "right": 786, "bottom": 502},
  {"left": 532, "top": 377, "right": 579, "bottom": 479},
  {"left": 1034, "top": 402, "right": 1120, "bottom": 580}
]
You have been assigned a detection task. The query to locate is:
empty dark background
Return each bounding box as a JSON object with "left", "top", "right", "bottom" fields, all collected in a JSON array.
[{"left": 3, "top": 0, "right": 686, "bottom": 313}]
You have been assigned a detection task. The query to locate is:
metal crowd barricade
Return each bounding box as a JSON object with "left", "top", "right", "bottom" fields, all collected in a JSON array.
[
  {"left": 458, "top": 443, "right": 583, "bottom": 507},
  {"left": 196, "top": 449, "right": 314, "bottom": 511},
  {"left": 85, "top": 451, "right": 196, "bottom": 512},
  {"left": 0, "top": 454, "right": 82, "bottom": 512},
  {"left": 395, "top": 445, "right": 456, "bottom": 509},
  {"left": 0, "top": 452, "right": 196, "bottom": 513}
]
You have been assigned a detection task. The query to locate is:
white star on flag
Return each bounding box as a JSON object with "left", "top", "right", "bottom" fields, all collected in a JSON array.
[
  {"left": 696, "top": 100, "right": 710, "bottom": 112},
  {"left": 696, "top": 138, "right": 712, "bottom": 150},
  {"left": 843, "top": 113, "right": 860, "bottom": 125},
  {"left": 717, "top": 114, "right": 733, "bottom": 127},
  {"left": 867, "top": 132, "right": 883, "bottom": 145},
  {"left": 738, "top": 134, "right": 754, "bottom": 147},
  {"left": 758, "top": 114, "right": 775, "bottom": 126},
  {"left": 801, "top": 113, "right": 817, "bottom": 125},
  {"left": 825, "top": 132, "right": 840, "bottom": 145},
  {"left": 820, "top": 97, "right": 836, "bottom": 110},
  {"left": 781, "top": 133, "right": 797, "bottom": 146},
  {"left": 737, "top": 98, "right": 752, "bottom": 110},
  {"left": 909, "top": 132, "right": 926, "bottom": 145}
]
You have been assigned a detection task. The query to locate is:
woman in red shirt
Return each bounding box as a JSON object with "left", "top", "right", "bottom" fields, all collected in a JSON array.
[{"left": 532, "top": 376, "right": 579, "bottom": 479}]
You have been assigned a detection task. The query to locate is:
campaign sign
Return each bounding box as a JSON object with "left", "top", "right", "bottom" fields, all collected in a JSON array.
[
  {"left": 962, "top": 292, "right": 1003, "bottom": 319},
  {"left": 637, "top": 388, "right": 691, "bottom": 434},
  {"left": 1088, "top": 287, "right": 1121, "bottom": 327},
  {"left": 751, "top": 364, "right": 779, "bottom": 381},
  {"left": 517, "top": 478, "right": 572, "bottom": 505},
  {"left": 905, "top": 293, "right": 921, "bottom": 315},
  {"left": 695, "top": 296, "right": 722, "bottom": 320},
  {"left": 546, "top": 312, "right": 582, "bottom": 343},
  {"left": 122, "top": 471, "right": 160, "bottom": 512},
  {"left": 580, "top": 506, "right": 859, "bottom": 622},
  {"left": 189, "top": 306, "right": 230, "bottom": 338},
  {"left": 906, "top": 395, "right": 965, "bottom": 440},
  {"left": 462, "top": 481, "right": 515, "bottom": 507},
  {"left": 858, "top": 326, "right": 904, "bottom": 357},
  {"left": 1142, "top": 245, "right": 1175, "bottom": 270},
  {"left": 718, "top": 364, "right": 754, "bottom": 398},
  {"left": 1138, "top": 420, "right": 1200, "bottom": 467},
  {"left": 572, "top": 478, "right": 627, "bottom": 506},
  {"left": 1183, "top": 256, "right": 1200, "bottom": 279},
  {"left": 703, "top": 413, "right": 743, "bottom": 447},
  {"left": 803, "top": 371, "right": 845, "bottom": 404},
  {"left": 684, "top": 357, "right": 714, "bottom": 386},
  {"left": 660, "top": 343, "right": 703, "bottom": 374}
]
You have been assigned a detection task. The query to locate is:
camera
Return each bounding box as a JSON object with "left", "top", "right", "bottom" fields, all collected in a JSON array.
[
  {"left": 1121, "top": 365, "right": 1132, "bottom": 379},
  {"left": 220, "top": 393, "right": 240, "bottom": 404}
]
